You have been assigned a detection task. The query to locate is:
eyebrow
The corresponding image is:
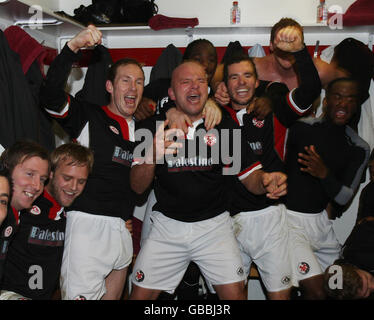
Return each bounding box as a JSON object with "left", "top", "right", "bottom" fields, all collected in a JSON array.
[
  {"left": 229, "top": 71, "right": 253, "bottom": 77},
  {"left": 0, "top": 193, "right": 9, "bottom": 198},
  {"left": 121, "top": 75, "right": 144, "bottom": 80}
]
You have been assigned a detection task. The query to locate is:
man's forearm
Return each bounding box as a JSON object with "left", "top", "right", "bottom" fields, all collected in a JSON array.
[
  {"left": 40, "top": 44, "right": 81, "bottom": 112},
  {"left": 130, "top": 164, "right": 156, "bottom": 195},
  {"left": 240, "top": 170, "right": 266, "bottom": 195},
  {"left": 291, "top": 46, "right": 322, "bottom": 109}
]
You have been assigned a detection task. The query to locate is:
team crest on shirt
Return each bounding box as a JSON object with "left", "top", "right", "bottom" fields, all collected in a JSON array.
[
  {"left": 203, "top": 133, "right": 217, "bottom": 147},
  {"left": 74, "top": 295, "right": 87, "bottom": 300},
  {"left": 4, "top": 226, "right": 13, "bottom": 238},
  {"left": 135, "top": 270, "right": 145, "bottom": 282},
  {"left": 109, "top": 125, "right": 120, "bottom": 135},
  {"left": 30, "top": 205, "right": 41, "bottom": 215},
  {"left": 281, "top": 275, "right": 291, "bottom": 284},
  {"left": 236, "top": 267, "right": 244, "bottom": 276},
  {"left": 252, "top": 117, "right": 265, "bottom": 128},
  {"left": 298, "top": 262, "right": 310, "bottom": 275}
]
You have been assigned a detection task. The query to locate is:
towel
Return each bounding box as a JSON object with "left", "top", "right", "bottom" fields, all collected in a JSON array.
[
  {"left": 149, "top": 14, "right": 199, "bottom": 31},
  {"left": 343, "top": 0, "right": 374, "bottom": 26},
  {"left": 4, "top": 26, "right": 46, "bottom": 74}
]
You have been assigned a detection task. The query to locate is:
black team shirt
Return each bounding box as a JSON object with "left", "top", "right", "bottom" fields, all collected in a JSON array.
[
  {"left": 134, "top": 114, "right": 262, "bottom": 222},
  {"left": 0, "top": 207, "right": 19, "bottom": 282},
  {"left": 40, "top": 44, "right": 136, "bottom": 220},
  {"left": 285, "top": 117, "right": 369, "bottom": 213},
  {"left": 1, "top": 190, "right": 65, "bottom": 299},
  {"left": 223, "top": 46, "right": 322, "bottom": 214}
]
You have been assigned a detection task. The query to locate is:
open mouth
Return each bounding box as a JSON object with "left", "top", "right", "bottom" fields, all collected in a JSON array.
[
  {"left": 236, "top": 88, "right": 249, "bottom": 97},
  {"left": 187, "top": 94, "right": 200, "bottom": 103},
  {"left": 24, "top": 191, "right": 35, "bottom": 199},
  {"left": 124, "top": 95, "right": 136, "bottom": 105},
  {"left": 63, "top": 190, "right": 76, "bottom": 197},
  {"left": 335, "top": 109, "right": 347, "bottom": 119}
]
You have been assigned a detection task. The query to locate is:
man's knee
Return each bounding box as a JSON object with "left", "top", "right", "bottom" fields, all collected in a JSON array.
[
  {"left": 267, "top": 287, "right": 292, "bottom": 300},
  {"left": 130, "top": 284, "right": 162, "bottom": 300},
  {"left": 214, "top": 281, "right": 246, "bottom": 300}
]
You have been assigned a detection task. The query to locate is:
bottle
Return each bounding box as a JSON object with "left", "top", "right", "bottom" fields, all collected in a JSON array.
[
  {"left": 316, "top": 0, "right": 327, "bottom": 24},
  {"left": 230, "top": 1, "right": 240, "bottom": 25}
]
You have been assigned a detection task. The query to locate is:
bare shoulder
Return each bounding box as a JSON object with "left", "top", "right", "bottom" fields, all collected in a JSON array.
[
  {"left": 254, "top": 56, "right": 272, "bottom": 79},
  {"left": 314, "top": 58, "right": 348, "bottom": 87}
]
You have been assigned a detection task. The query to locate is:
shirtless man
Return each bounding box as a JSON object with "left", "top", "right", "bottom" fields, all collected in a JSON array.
[{"left": 213, "top": 17, "right": 347, "bottom": 106}]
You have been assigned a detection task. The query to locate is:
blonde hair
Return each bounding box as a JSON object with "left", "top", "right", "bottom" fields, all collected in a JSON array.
[{"left": 51, "top": 143, "right": 94, "bottom": 173}]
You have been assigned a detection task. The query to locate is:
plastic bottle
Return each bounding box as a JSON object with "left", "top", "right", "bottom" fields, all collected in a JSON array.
[
  {"left": 230, "top": 1, "right": 240, "bottom": 25},
  {"left": 316, "top": 0, "right": 327, "bottom": 24}
]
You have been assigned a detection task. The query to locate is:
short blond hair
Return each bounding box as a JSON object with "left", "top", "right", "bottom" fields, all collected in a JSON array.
[{"left": 51, "top": 143, "right": 94, "bottom": 173}]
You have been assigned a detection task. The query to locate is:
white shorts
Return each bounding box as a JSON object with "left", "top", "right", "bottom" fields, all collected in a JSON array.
[
  {"left": 132, "top": 211, "right": 245, "bottom": 294},
  {"left": 60, "top": 211, "right": 133, "bottom": 300},
  {"left": 232, "top": 204, "right": 292, "bottom": 292},
  {"left": 140, "top": 189, "right": 157, "bottom": 247},
  {"left": 0, "top": 290, "right": 30, "bottom": 300},
  {"left": 286, "top": 209, "right": 341, "bottom": 287}
]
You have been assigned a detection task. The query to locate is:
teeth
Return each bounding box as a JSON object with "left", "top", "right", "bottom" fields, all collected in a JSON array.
[
  {"left": 336, "top": 110, "right": 346, "bottom": 117},
  {"left": 64, "top": 191, "right": 75, "bottom": 196},
  {"left": 237, "top": 89, "right": 249, "bottom": 96},
  {"left": 24, "top": 191, "right": 34, "bottom": 198},
  {"left": 188, "top": 94, "right": 199, "bottom": 99}
]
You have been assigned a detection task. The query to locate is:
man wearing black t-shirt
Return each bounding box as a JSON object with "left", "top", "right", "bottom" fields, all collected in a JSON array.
[
  {"left": 0, "top": 141, "right": 50, "bottom": 290},
  {"left": 284, "top": 78, "right": 370, "bottom": 299},
  {"left": 129, "top": 60, "right": 287, "bottom": 300},
  {"left": 0, "top": 143, "right": 93, "bottom": 300},
  {"left": 222, "top": 25, "right": 321, "bottom": 300},
  {"left": 40, "top": 25, "right": 141, "bottom": 300}
]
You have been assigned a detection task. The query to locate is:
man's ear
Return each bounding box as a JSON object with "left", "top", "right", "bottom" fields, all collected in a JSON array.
[
  {"left": 255, "top": 79, "right": 260, "bottom": 89},
  {"left": 168, "top": 87, "right": 176, "bottom": 101},
  {"left": 106, "top": 80, "right": 113, "bottom": 94},
  {"left": 322, "top": 96, "right": 327, "bottom": 108}
]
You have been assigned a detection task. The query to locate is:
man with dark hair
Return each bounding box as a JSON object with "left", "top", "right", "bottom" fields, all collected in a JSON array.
[
  {"left": 0, "top": 143, "right": 93, "bottom": 300},
  {"left": 324, "top": 260, "right": 374, "bottom": 300},
  {"left": 40, "top": 25, "right": 140, "bottom": 300},
  {"left": 0, "top": 167, "right": 11, "bottom": 227},
  {"left": 222, "top": 25, "right": 321, "bottom": 300},
  {"left": 0, "top": 166, "right": 12, "bottom": 280},
  {"left": 284, "top": 78, "right": 370, "bottom": 299},
  {"left": 324, "top": 212, "right": 374, "bottom": 300}
]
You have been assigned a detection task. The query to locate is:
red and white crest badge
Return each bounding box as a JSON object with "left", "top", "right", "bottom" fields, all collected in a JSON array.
[
  {"left": 109, "top": 125, "right": 119, "bottom": 135},
  {"left": 135, "top": 270, "right": 145, "bottom": 282},
  {"left": 4, "top": 226, "right": 13, "bottom": 238},
  {"left": 30, "top": 205, "right": 41, "bottom": 215},
  {"left": 252, "top": 117, "right": 265, "bottom": 128},
  {"left": 298, "top": 262, "right": 310, "bottom": 275},
  {"left": 204, "top": 133, "right": 217, "bottom": 147}
]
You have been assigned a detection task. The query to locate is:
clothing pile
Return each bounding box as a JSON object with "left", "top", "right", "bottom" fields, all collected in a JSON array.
[{"left": 0, "top": 26, "right": 55, "bottom": 151}]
